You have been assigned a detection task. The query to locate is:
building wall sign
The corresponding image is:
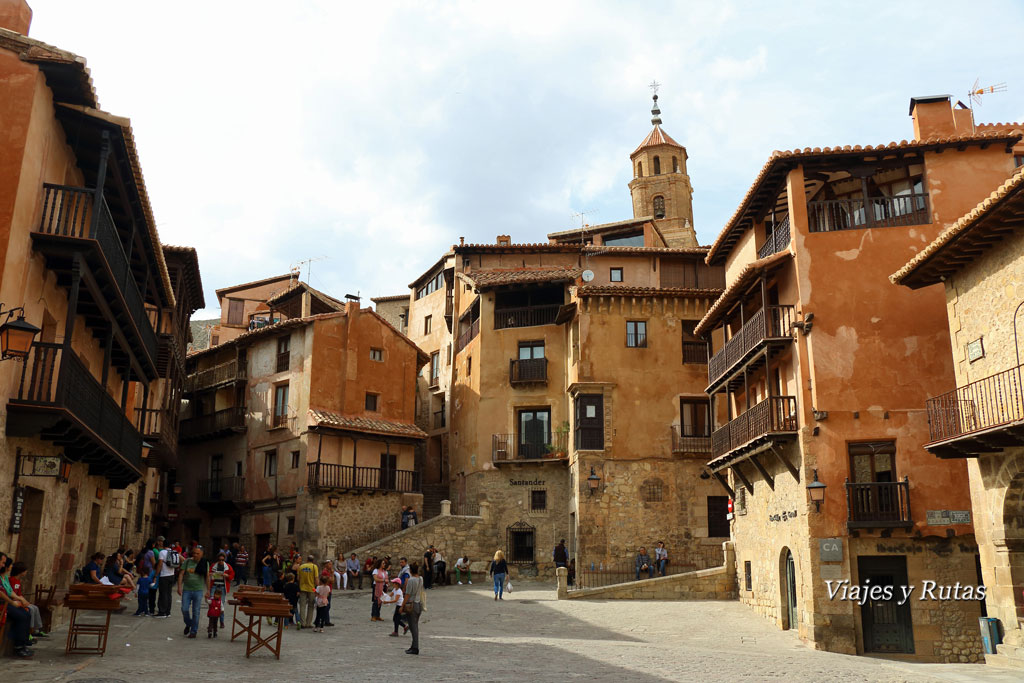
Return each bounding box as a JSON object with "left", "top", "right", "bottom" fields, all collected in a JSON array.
[
  {"left": 926, "top": 509, "right": 972, "bottom": 525},
  {"left": 966, "top": 338, "right": 985, "bottom": 363},
  {"left": 819, "top": 538, "right": 843, "bottom": 562},
  {"left": 9, "top": 486, "right": 25, "bottom": 533},
  {"left": 768, "top": 509, "right": 797, "bottom": 523},
  {"left": 510, "top": 479, "right": 545, "bottom": 487}
]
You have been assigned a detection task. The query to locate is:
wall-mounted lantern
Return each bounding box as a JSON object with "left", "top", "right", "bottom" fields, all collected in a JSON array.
[
  {"left": 586, "top": 467, "right": 601, "bottom": 495},
  {"left": 328, "top": 495, "right": 340, "bottom": 508},
  {"left": 0, "top": 306, "right": 40, "bottom": 361},
  {"left": 807, "top": 468, "right": 827, "bottom": 512}
]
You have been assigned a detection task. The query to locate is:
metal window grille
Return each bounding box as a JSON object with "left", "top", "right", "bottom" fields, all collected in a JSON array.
[
  {"left": 506, "top": 521, "right": 536, "bottom": 564},
  {"left": 641, "top": 478, "right": 663, "bottom": 503}
]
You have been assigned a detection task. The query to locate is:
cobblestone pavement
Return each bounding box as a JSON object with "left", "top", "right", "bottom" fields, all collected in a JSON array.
[{"left": 6, "top": 581, "right": 1023, "bottom": 682}]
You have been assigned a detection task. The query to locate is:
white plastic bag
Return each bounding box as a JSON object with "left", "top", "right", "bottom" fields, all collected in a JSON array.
[{"left": 506, "top": 579, "right": 513, "bottom": 594}]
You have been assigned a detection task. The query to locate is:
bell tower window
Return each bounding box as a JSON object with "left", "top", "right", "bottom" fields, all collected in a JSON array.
[
  {"left": 653, "top": 195, "right": 666, "bottom": 219},
  {"left": 653, "top": 156, "right": 661, "bottom": 175},
  {"left": 637, "top": 162, "right": 643, "bottom": 177},
  {"left": 672, "top": 156, "right": 679, "bottom": 172}
]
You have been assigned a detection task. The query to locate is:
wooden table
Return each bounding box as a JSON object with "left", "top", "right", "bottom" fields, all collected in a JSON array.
[
  {"left": 62, "top": 584, "right": 129, "bottom": 656},
  {"left": 239, "top": 599, "right": 292, "bottom": 659},
  {"left": 229, "top": 586, "right": 268, "bottom": 642}
]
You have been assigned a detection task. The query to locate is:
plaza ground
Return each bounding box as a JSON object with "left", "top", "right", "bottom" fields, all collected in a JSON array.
[{"left": 5, "top": 580, "right": 1022, "bottom": 682}]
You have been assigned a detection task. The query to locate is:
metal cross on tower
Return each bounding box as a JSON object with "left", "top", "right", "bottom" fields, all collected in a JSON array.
[{"left": 649, "top": 80, "right": 661, "bottom": 96}]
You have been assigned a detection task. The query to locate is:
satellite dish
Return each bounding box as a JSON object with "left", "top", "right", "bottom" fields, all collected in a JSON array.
[{"left": 581, "top": 270, "right": 595, "bottom": 282}]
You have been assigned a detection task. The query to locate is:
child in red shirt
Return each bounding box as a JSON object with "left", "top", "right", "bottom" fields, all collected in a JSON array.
[{"left": 207, "top": 589, "right": 223, "bottom": 638}]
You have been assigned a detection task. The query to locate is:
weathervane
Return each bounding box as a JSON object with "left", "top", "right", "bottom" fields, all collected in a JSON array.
[{"left": 649, "top": 80, "right": 660, "bottom": 97}]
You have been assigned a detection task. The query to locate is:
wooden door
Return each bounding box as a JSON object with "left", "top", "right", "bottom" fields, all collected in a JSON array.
[
  {"left": 785, "top": 550, "right": 798, "bottom": 630},
  {"left": 858, "top": 556, "right": 914, "bottom": 653}
]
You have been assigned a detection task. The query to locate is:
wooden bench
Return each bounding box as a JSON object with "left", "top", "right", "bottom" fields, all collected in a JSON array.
[
  {"left": 62, "top": 584, "right": 129, "bottom": 656},
  {"left": 237, "top": 594, "right": 291, "bottom": 659},
  {"left": 33, "top": 585, "right": 60, "bottom": 633}
]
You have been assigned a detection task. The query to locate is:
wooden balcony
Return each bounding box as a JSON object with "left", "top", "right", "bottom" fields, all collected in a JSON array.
[
  {"left": 33, "top": 183, "right": 160, "bottom": 377},
  {"left": 455, "top": 318, "right": 480, "bottom": 354},
  {"left": 510, "top": 358, "right": 548, "bottom": 385},
  {"left": 757, "top": 215, "right": 791, "bottom": 259},
  {"left": 179, "top": 406, "right": 247, "bottom": 443},
  {"left": 671, "top": 425, "right": 712, "bottom": 455},
  {"left": 307, "top": 462, "right": 421, "bottom": 493},
  {"left": 846, "top": 479, "right": 912, "bottom": 530},
  {"left": 184, "top": 359, "right": 247, "bottom": 395},
  {"left": 7, "top": 342, "right": 144, "bottom": 487},
  {"left": 808, "top": 193, "right": 930, "bottom": 233},
  {"left": 492, "top": 431, "right": 569, "bottom": 463},
  {"left": 494, "top": 304, "right": 561, "bottom": 330},
  {"left": 925, "top": 364, "right": 1024, "bottom": 458},
  {"left": 709, "top": 396, "right": 798, "bottom": 468},
  {"left": 197, "top": 476, "right": 247, "bottom": 509},
  {"left": 135, "top": 406, "right": 179, "bottom": 468},
  {"left": 707, "top": 305, "right": 794, "bottom": 391}
]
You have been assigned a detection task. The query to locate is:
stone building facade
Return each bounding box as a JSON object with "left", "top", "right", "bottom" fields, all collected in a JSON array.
[
  {"left": 893, "top": 163, "right": 1024, "bottom": 666},
  {"left": 0, "top": 4, "right": 202, "bottom": 619},
  {"left": 697, "top": 95, "right": 1022, "bottom": 661}
]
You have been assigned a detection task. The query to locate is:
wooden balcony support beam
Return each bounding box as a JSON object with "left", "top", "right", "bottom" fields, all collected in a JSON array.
[
  {"left": 732, "top": 463, "right": 754, "bottom": 494},
  {"left": 749, "top": 454, "right": 775, "bottom": 490},
  {"left": 768, "top": 444, "right": 800, "bottom": 481}
]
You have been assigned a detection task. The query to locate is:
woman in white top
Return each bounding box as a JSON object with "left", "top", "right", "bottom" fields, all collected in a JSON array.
[{"left": 381, "top": 577, "right": 407, "bottom": 636}]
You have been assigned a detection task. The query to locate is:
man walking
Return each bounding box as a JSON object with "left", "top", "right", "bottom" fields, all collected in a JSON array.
[
  {"left": 154, "top": 537, "right": 176, "bottom": 618},
  {"left": 297, "top": 554, "right": 319, "bottom": 629},
  {"left": 177, "top": 546, "right": 208, "bottom": 638}
]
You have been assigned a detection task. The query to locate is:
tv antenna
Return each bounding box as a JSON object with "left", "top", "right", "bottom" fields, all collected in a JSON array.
[
  {"left": 968, "top": 79, "right": 1007, "bottom": 107},
  {"left": 291, "top": 256, "right": 328, "bottom": 284}
]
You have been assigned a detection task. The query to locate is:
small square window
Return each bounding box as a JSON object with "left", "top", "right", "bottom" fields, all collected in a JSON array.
[
  {"left": 290, "top": 450, "right": 300, "bottom": 469},
  {"left": 365, "top": 393, "right": 380, "bottom": 411},
  {"left": 287, "top": 517, "right": 295, "bottom": 534},
  {"left": 370, "top": 347, "right": 383, "bottom": 362},
  {"left": 610, "top": 267, "right": 623, "bottom": 283},
  {"left": 531, "top": 489, "right": 547, "bottom": 511},
  {"left": 626, "top": 320, "right": 647, "bottom": 348}
]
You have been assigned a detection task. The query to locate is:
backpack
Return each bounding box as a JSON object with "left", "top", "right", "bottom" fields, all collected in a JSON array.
[
  {"left": 165, "top": 549, "right": 182, "bottom": 569},
  {"left": 73, "top": 566, "right": 85, "bottom": 584}
]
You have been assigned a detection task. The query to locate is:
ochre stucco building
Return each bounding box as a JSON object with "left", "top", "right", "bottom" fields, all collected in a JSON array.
[
  {"left": 698, "top": 95, "right": 1023, "bottom": 661},
  {"left": 0, "top": 2, "right": 202, "bottom": 618},
  {"left": 893, "top": 161, "right": 1024, "bottom": 667}
]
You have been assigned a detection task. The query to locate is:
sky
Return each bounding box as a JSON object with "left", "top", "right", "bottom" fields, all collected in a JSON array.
[{"left": 27, "top": 0, "right": 1024, "bottom": 319}]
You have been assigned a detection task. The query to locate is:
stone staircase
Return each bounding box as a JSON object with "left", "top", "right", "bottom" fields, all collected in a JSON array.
[{"left": 420, "top": 483, "right": 449, "bottom": 520}]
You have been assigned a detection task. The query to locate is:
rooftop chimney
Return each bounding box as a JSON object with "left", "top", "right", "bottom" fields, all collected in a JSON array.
[
  {"left": 909, "top": 95, "right": 957, "bottom": 140},
  {"left": 459, "top": 236, "right": 465, "bottom": 246},
  {"left": 0, "top": 0, "right": 32, "bottom": 35},
  {"left": 496, "top": 235, "right": 511, "bottom": 246}
]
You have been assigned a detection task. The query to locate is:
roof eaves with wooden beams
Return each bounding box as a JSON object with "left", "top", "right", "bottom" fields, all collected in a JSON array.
[
  {"left": 574, "top": 285, "right": 723, "bottom": 298},
  {"left": 162, "top": 245, "right": 205, "bottom": 311},
  {"left": 547, "top": 217, "right": 653, "bottom": 242},
  {"left": 694, "top": 251, "right": 792, "bottom": 337},
  {"left": 705, "top": 131, "right": 1023, "bottom": 267},
  {"left": 891, "top": 167, "right": 1024, "bottom": 288},
  {"left": 463, "top": 266, "right": 582, "bottom": 290},
  {"left": 215, "top": 273, "right": 295, "bottom": 298},
  {"left": 0, "top": 27, "right": 98, "bottom": 108},
  {"left": 308, "top": 409, "right": 428, "bottom": 440}
]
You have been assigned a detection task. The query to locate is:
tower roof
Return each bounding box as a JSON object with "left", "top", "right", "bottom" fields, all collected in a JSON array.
[{"left": 632, "top": 92, "right": 682, "bottom": 155}]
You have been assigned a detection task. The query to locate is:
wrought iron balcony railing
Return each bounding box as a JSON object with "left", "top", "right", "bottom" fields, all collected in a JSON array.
[
  {"left": 510, "top": 358, "right": 548, "bottom": 384},
  {"left": 926, "top": 363, "right": 1024, "bottom": 447},
  {"left": 492, "top": 431, "right": 569, "bottom": 461},
  {"left": 671, "top": 425, "right": 712, "bottom": 454},
  {"left": 758, "top": 215, "right": 791, "bottom": 259}
]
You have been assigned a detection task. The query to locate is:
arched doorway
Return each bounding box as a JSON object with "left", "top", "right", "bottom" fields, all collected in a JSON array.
[{"left": 780, "top": 547, "right": 797, "bottom": 630}]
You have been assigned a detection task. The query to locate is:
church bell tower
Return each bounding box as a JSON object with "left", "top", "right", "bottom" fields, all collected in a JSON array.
[{"left": 627, "top": 91, "right": 698, "bottom": 248}]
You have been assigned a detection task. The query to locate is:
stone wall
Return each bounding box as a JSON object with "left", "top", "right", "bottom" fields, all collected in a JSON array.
[
  {"left": 558, "top": 543, "right": 736, "bottom": 600},
  {"left": 300, "top": 489, "right": 423, "bottom": 561}
]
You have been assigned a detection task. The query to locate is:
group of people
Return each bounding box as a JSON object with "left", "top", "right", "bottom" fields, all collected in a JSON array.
[
  {"left": 399, "top": 505, "right": 419, "bottom": 529},
  {"left": 635, "top": 541, "right": 670, "bottom": 580},
  {"left": 0, "top": 551, "right": 51, "bottom": 658},
  {"left": 361, "top": 555, "right": 426, "bottom": 655}
]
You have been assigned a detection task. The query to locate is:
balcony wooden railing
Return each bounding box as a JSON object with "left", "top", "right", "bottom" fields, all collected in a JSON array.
[
  {"left": 38, "top": 184, "right": 159, "bottom": 367},
  {"left": 510, "top": 358, "right": 548, "bottom": 384},
  {"left": 433, "top": 409, "right": 446, "bottom": 429},
  {"left": 671, "top": 425, "right": 712, "bottom": 454},
  {"left": 456, "top": 318, "right": 480, "bottom": 354},
  {"left": 494, "top": 304, "right": 561, "bottom": 330},
  {"left": 926, "top": 364, "right": 1024, "bottom": 443},
  {"left": 711, "top": 396, "right": 798, "bottom": 459},
  {"left": 808, "top": 193, "right": 930, "bottom": 233},
  {"left": 197, "top": 476, "right": 246, "bottom": 505},
  {"left": 307, "top": 462, "right": 421, "bottom": 493},
  {"left": 846, "top": 479, "right": 912, "bottom": 528},
  {"left": 492, "top": 431, "right": 569, "bottom": 461},
  {"left": 179, "top": 406, "right": 246, "bottom": 442},
  {"left": 708, "top": 305, "right": 794, "bottom": 388},
  {"left": 758, "top": 215, "right": 791, "bottom": 259},
  {"left": 184, "top": 359, "right": 246, "bottom": 394},
  {"left": 14, "top": 341, "right": 143, "bottom": 474}
]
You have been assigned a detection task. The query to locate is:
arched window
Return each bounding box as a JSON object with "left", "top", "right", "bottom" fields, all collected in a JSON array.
[
  {"left": 653, "top": 156, "right": 661, "bottom": 175},
  {"left": 637, "top": 162, "right": 643, "bottom": 177},
  {"left": 672, "top": 156, "right": 679, "bottom": 173},
  {"left": 653, "top": 195, "right": 666, "bottom": 219}
]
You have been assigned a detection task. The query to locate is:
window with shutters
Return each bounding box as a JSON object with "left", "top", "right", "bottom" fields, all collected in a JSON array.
[
  {"left": 681, "top": 320, "right": 705, "bottom": 363},
  {"left": 272, "top": 384, "right": 289, "bottom": 427},
  {"left": 276, "top": 336, "right": 290, "bottom": 372},
  {"left": 227, "top": 299, "right": 244, "bottom": 325},
  {"left": 626, "top": 320, "right": 647, "bottom": 348}
]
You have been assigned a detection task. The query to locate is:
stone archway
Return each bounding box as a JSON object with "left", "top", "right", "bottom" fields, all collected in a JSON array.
[{"left": 999, "top": 468, "right": 1024, "bottom": 638}]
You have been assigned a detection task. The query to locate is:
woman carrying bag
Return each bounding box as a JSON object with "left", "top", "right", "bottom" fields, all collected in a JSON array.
[{"left": 489, "top": 550, "right": 508, "bottom": 601}]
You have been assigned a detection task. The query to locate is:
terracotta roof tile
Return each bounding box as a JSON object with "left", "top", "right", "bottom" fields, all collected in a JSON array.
[
  {"left": 371, "top": 294, "right": 410, "bottom": 303},
  {"left": 891, "top": 167, "right": 1024, "bottom": 286},
  {"left": 705, "top": 131, "right": 1023, "bottom": 265},
  {"left": 215, "top": 273, "right": 295, "bottom": 297},
  {"left": 308, "top": 410, "right": 427, "bottom": 439},
  {"left": 632, "top": 125, "right": 683, "bottom": 155},
  {"left": 548, "top": 217, "right": 652, "bottom": 240},
  {"left": 465, "top": 266, "right": 581, "bottom": 289},
  {"left": 575, "top": 285, "right": 723, "bottom": 298},
  {"left": 582, "top": 245, "right": 709, "bottom": 256}
]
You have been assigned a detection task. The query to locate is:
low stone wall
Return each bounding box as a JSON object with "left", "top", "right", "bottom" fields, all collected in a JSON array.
[{"left": 558, "top": 542, "right": 737, "bottom": 601}]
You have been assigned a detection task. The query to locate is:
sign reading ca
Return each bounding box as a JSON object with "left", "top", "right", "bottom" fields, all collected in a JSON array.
[{"left": 819, "top": 538, "right": 843, "bottom": 562}]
